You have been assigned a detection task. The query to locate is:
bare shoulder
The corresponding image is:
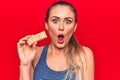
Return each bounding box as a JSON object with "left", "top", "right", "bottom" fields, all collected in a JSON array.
[
  {"left": 36, "top": 46, "right": 44, "bottom": 55},
  {"left": 81, "top": 46, "right": 94, "bottom": 80},
  {"left": 33, "top": 46, "right": 44, "bottom": 69},
  {"left": 82, "top": 46, "right": 94, "bottom": 60}
]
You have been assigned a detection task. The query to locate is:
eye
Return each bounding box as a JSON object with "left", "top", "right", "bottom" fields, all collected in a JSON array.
[
  {"left": 65, "top": 20, "right": 72, "bottom": 24},
  {"left": 52, "top": 19, "right": 59, "bottom": 24}
]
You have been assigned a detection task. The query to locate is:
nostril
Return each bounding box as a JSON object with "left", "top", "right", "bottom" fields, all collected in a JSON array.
[{"left": 59, "top": 28, "right": 64, "bottom": 31}]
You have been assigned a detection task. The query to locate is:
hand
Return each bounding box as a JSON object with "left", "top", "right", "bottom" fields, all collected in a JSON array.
[{"left": 17, "top": 35, "right": 37, "bottom": 66}]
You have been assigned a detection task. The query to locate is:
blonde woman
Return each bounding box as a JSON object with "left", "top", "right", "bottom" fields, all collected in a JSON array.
[{"left": 17, "top": 1, "right": 94, "bottom": 80}]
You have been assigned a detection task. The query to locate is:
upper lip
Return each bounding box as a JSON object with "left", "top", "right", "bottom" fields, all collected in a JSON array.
[{"left": 57, "top": 34, "right": 64, "bottom": 38}]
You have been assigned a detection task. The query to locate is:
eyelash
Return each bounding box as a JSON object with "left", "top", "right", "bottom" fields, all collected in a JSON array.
[
  {"left": 65, "top": 20, "right": 72, "bottom": 24},
  {"left": 51, "top": 19, "right": 72, "bottom": 24},
  {"left": 52, "top": 19, "right": 59, "bottom": 24}
]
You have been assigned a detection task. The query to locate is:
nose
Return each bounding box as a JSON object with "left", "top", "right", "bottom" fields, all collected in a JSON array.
[{"left": 58, "top": 21, "right": 64, "bottom": 31}]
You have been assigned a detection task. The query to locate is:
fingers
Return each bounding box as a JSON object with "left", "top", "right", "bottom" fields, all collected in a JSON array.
[
  {"left": 17, "top": 35, "right": 38, "bottom": 48},
  {"left": 19, "top": 35, "right": 31, "bottom": 43},
  {"left": 17, "top": 35, "right": 31, "bottom": 48}
]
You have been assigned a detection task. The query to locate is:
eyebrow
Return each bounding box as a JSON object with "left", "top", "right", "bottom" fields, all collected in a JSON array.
[
  {"left": 51, "top": 16, "right": 60, "bottom": 19},
  {"left": 51, "top": 16, "right": 73, "bottom": 20}
]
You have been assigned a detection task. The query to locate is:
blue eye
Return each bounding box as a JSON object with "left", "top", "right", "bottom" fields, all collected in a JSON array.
[
  {"left": 52, "top": 19, "right": 59, "bottom": 24},
  {"left": 65, "top": 20, "right": 72, "bottom": 24}
]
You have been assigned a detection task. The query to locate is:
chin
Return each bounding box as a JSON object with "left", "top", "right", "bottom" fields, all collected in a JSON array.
[
  {"left": 55, "top": 43, "right": 67, "bottom": 49},
  {"left": 51, "top": 39, "right": 68, "bottom": 49}
]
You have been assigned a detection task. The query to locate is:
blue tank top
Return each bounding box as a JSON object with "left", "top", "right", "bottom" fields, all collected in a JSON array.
[{"left": 34, "top": 45, "right": 76, "bottom": 80}]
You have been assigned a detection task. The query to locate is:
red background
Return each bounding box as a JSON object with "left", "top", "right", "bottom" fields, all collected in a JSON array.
[{"left": 0, "top": 0, "right": 120, "bottom": 80}]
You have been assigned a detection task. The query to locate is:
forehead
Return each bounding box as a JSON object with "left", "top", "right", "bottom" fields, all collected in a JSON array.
[{"left": 49, "top": 5, "right": 75, "bottom": 18}]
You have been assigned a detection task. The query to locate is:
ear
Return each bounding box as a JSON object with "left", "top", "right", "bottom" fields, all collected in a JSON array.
[
  {"left": 73, "top": 23, "right": 77, "bottom": 32},
  {"left": 45, "top": 22, "right": 48, "bottom": 30}
]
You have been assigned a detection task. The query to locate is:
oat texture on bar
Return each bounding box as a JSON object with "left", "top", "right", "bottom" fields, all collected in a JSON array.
[{"left": 27, "top": 31, "right": 47, "bottom": 45}]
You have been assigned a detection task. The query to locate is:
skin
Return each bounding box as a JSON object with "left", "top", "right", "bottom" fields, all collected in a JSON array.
[
  {"left": 45, "top": 5, "right": 77, "bottom": 49},
  {"left": 17, "top": 5, "right": 94, "bottom": 80}
]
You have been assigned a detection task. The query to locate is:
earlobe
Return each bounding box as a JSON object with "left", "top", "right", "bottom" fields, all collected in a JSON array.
[{"left": 45, "top": 23, "right": 48, "bottom": 30}]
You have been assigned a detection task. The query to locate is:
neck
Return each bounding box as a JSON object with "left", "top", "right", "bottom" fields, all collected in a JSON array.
[{"left": 49, "top": 44, "right": 68, "bottom": 56}]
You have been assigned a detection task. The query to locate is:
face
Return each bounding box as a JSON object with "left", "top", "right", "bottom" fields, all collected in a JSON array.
[{"left": 45, "top": 5, "right": 77, "bottom": 49}]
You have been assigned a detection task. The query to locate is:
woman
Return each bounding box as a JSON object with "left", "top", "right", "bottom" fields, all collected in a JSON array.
[{"left": 17, "top": 1, "right": 94, "bottom": 80}]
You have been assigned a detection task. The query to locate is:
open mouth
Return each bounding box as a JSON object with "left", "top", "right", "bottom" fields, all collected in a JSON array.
[
  {"left": 58, "top": 34, "right": 64, "bottom": 40},
  {"left": 57, "top": 34, "right": 64, "bottom": 43}
]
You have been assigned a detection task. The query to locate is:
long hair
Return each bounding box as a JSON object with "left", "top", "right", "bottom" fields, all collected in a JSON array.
[
  {"left": 45, "top": 1, "right": 85, "bottom": 80},
  {"left": 65, "top": 35, "right": 85, "bottom": 80}
]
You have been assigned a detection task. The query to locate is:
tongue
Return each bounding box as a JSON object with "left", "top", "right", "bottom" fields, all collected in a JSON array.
[
  {"left": 59, "top": 37, "right": 63, "bottom": 40},
  {"left": 58, "top": 36, "right": 64, "bottom": 43}
]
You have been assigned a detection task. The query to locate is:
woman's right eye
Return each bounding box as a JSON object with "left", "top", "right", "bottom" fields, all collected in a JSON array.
[{"left": 52, "top": 19, "right": 59, "bottom": 24}]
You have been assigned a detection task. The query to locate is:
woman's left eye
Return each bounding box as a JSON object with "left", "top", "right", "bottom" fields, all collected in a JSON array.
[{"left": 65, "top": 20, "right": 72, "bottom": 24}]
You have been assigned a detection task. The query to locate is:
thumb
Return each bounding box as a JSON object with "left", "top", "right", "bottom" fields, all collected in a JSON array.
[{"left": 32, "top": 42, "right": 37, "bottom": 47}]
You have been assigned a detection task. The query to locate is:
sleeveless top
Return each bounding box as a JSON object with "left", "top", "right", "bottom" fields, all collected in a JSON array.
[{"left": 34, "top": 45, "right": 76, "bottom": 80}]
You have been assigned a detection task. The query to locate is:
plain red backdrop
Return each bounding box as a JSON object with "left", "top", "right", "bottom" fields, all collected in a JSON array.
[{"left": 0, "top": 0, "right": 120, "bottom": 80}]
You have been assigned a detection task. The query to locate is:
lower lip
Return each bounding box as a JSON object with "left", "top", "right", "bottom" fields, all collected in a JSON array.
[{"left": 57, "top": 38, "right": 64, "bottom": 44}]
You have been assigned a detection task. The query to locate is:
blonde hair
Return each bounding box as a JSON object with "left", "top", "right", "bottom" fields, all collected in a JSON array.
[{"left": 65, "top": 35, "right": 85, "bottom": 80}]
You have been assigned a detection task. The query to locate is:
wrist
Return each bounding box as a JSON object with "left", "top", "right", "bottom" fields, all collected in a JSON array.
[
  {"left": 20, "top": 62, "right": 33, "bottom": 71},
  {"left": 20, "top": 64, "right": 32, "bottom": 80},
  {"left": 20, "top": 62, "right": 32, "bottom": 67}
]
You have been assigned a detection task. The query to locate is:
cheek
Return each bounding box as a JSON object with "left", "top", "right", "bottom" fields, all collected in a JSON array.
[
  {"left": 47, "top": 24, "right": 58, "bottom": 37},
  {"left": 64, "top": 26, "right": 75, "bottom": 43},
  {"left": 65, "top": 26, "right": 75, "bottom": 36}
]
